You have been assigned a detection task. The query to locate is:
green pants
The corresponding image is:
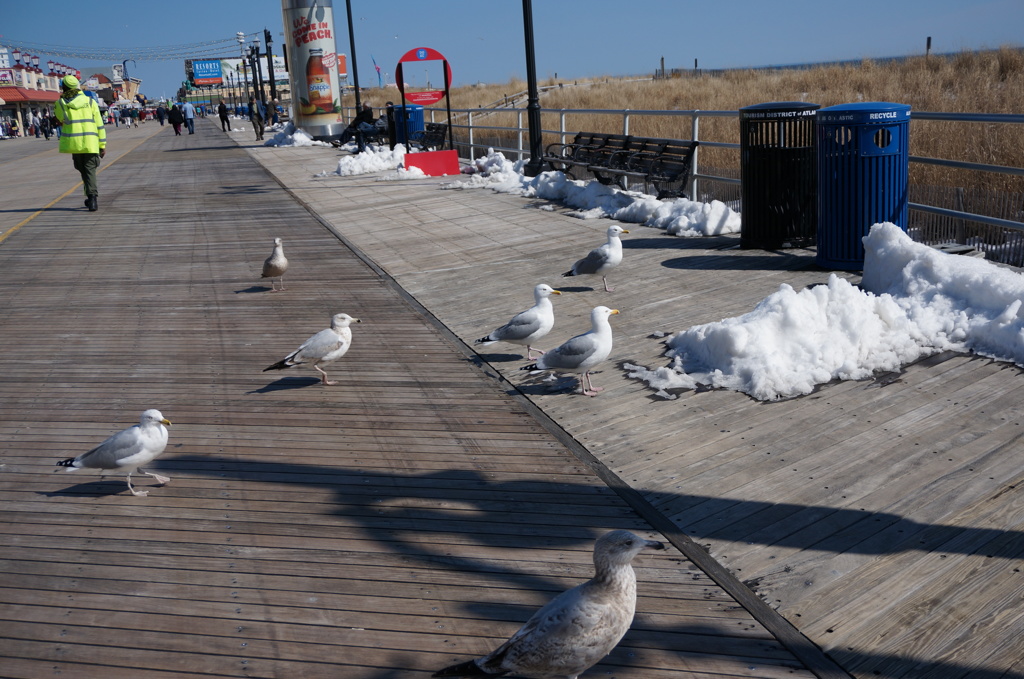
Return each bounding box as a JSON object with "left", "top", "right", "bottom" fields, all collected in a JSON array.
[{"left": 72, "top": 153, "right": 101, "bottom": 197}]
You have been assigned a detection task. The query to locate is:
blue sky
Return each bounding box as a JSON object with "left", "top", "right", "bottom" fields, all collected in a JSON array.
[{"left": 3, "top": 0, "right": 1021, "bottom": 101}]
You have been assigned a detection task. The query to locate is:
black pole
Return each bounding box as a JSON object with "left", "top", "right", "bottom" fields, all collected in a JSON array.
[
  {"left": 346, "top": 0, "right": 362, "bottom": 113},
  {"left": 252, "top": 46, "right": 266, "bottom": 104},
  {"left": 264, "top": 29, "right": 277, "bottom": 101},
  {"left": 522, "top": 0, "right": 543, "bottom": 176}
]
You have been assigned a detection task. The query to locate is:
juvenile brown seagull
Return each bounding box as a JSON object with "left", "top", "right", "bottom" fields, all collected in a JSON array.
[
  {"left": 55, "top": 409, "right": 172, "bottom": 497},
  {"left": 261, "top": 237, "right": 289, "bottom": 291},
  {"left": 433, "top": 530, "right": 664, "bottom": 679}
]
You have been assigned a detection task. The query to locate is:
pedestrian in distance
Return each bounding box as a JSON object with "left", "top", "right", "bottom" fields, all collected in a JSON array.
[
  {"left": 249, "top": 96, "right": 265, "bottom": 141},
  {"left": 218, "top": 100, "right": 230, "bottom": 132},
  {"left": 54, "top": 75, "right": 106, "bottom": 212},
  {"left": 168, "top": 104, "right": 184, "bottom": 136},
  {"left": 181, "top": 100, "right": 196, "bottom": 134},
  {"left": 155, "top": 104, "right": 166, "bottom": 126}
]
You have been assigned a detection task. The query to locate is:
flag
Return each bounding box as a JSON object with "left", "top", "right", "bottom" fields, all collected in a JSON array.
[{"left": 371, "top": 55, "right": 382, "bottom": 88}]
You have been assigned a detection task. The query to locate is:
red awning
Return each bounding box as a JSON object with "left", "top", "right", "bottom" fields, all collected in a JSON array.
[{"left": 0, "top": 87, "right": 61, "bottom": 104}]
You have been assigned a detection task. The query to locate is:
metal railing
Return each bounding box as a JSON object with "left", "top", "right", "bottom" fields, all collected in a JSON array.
[{"left": 421, "top": 105, "right": 1024, "bottom": 262}]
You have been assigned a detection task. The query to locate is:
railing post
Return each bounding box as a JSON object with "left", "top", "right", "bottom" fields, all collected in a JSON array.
[
  {"left": 689, "top": 112, "right": 700, "bottom": 200},
  {"left": 623, "top": 110, "right": 630, "bottom": 135},
  {"left": 468, "top": 111, "right": 475, "bottom": 162},
  {"left": 560, "top": 110, "right": 567, "bottom": 147},
  {"left": 518, "top": 110, "right": 525, "bottom": 161}
]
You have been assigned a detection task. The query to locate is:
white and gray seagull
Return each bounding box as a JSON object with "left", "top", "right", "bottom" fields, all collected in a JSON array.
[
  {"left": 561, "top": 225, "right": 629, "bottom": 292},
  {"left": 55, "top": 409, "right": 172, "bottom": 497},
  {"left": 263, "top": 312, "right": 360, "bottom": 386},
  {"left": 261, "top": 237, "right": 289, "bottom": 292},
  {"left": 474, "top": 283, "right": 562, "bottom": 360},
  {"left": 433, "top": 529, "right": 665, "bottom": 679},
  {"left": 521, "top": 306, "right": 619, "bottom": 396}
]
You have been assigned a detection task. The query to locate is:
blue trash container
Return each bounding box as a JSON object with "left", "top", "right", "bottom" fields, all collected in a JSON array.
[
  {"left": 816, "top": 102, "right": 911, "bottom": 270},
  {"left": 394, "top": 104, "right": 424, "bottom": 145}
]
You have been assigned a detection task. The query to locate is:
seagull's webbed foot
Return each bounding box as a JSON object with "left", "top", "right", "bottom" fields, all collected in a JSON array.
[
  {"left": 315, "top": 365, "right": 337, "bottom": 386},
  {"left": 126, "top": 474, "right": 149, "bottom": 497},
  {"left": 140, "top": 469, "right": 171, "bottom": 485}
]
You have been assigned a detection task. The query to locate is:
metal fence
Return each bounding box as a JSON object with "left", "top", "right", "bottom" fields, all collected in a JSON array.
[{"left": 422, "top": 105, "right": 1024, "bottom": 266}]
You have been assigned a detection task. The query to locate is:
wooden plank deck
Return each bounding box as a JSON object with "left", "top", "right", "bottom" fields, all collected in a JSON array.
[
  {"left": 0, "top": 120, "right": 820, "bottom": 678},
  {"left": 250, "top": 138, "right": 1024, "bottom": 678}
]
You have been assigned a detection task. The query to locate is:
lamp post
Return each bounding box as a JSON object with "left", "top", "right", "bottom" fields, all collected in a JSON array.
[
  {"left": 522, "top": 0, "right": 544, "bottom": 177},
  {"left": 251, "top": 40, "right": 265, "bottom": 105},
  {"left": 263, "top": 28, "right": 277, "bottom": 102},
  {"left": 237, "top": 31, "right": 251, "bottom": 105}
]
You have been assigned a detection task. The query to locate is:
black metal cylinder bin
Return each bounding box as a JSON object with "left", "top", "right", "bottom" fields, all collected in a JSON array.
[
  {"left": 739, "top": 101, "right": 819, "bottom": 250},
  {"left": 816, "top": 102, "right": 911, "bottom": 270}
]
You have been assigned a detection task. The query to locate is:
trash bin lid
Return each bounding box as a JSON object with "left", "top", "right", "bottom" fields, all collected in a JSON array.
[
  {"left": 817, "top": 101, "right": 911, "bottom": 125},
  {"left": 739, "top": 101, "right": 819, "bottom": 119}
]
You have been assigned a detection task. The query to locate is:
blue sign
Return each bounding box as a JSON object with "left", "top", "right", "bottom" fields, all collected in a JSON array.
[{"left": 192, "top": 59, "right": 223, "bottom": 85}]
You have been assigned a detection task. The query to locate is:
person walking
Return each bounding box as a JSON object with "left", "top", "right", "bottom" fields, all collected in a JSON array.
[
  {"left": 181, "top": 100, "right": 196, "bottom": 134},
  {"left": 54, "top": 75, "right": 106, "bottom": 212},
  {"left": 168, "top": 104, "right": 184, "bottom": 136},
  {"left": 155, "top": 104, "right": 166, "bottom": 126},
  {"left": 217, "top": 100, "right": 230, "bottom": 132},
  {"left": 249, "top": 96, "right": 265, "bottom": 141}
]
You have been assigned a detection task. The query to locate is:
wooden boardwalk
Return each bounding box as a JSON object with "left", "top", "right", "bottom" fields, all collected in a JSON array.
[
  {"left": 0, "top": 120, "right": 823, "bottom": 678},
  {"left": 250, "top": 134, "right": 1024, "bottom": 679}
]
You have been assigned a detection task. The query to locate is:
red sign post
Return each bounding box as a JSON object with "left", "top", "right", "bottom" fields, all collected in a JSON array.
[{"left": 395, "top": 47, "right": 459, "bottom": 176}]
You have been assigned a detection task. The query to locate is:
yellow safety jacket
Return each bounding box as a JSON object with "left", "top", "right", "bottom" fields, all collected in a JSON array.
[{"left": 55, "top": 91, "right": 106, "bottom": 154}]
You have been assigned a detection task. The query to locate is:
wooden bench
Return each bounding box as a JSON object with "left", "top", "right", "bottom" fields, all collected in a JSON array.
[
  {"left": 543, "top": 132, "right": 630, "bottom": 175},
  {"left": 543, "top": 132, "right": 698, "bottom": 199},
  {"left": 408, "top": 122, "right": 449, "bottom": 151}
]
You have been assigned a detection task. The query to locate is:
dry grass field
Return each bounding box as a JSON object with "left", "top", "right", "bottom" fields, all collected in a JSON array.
[{"left": 436, "top": 47, "right": 1024, "bottom": 194}]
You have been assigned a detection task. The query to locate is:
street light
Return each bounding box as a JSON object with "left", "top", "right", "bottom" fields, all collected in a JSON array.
[
  {"left": 251, "top": 39, "right": 265, "bottom": 104},
  {"left": 263, "top": 28, "right": 277, "bottom": 102},
  {"left": 237, "top": 31, "right": 251, "bottom": 104}
]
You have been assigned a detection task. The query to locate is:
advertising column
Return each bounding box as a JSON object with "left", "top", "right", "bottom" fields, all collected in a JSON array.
[{"left": 282, "top": 0, "right": 345, "bottom": 141}]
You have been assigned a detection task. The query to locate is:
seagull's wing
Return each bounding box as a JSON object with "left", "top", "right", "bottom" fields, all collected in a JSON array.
[
  {"left": 539, "top": 333, "right": 597, "bottom": 370},
  {"left": 491, "top": 308, "right": 542, "bottom": 342},
  {"left": 571, "top": 244, "right": 611, "bottom": 275},
  {"left": 75, "top": 426, "right": 147, "bottom": 469},
  {"left": 292, "top": 329, "right": 344, "bottom": 363}
]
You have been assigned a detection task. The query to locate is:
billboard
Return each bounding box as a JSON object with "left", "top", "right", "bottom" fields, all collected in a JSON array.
[
  {"left": 192, "top": 59, "right": 223, "bottom": 85},
  {"left": 283, "top": 0, "right": 345, "bottom": 140}
]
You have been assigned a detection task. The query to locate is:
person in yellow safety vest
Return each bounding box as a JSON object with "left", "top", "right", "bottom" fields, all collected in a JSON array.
[{"left": 54, "top": 75, "right": 107, "bottom": 212}]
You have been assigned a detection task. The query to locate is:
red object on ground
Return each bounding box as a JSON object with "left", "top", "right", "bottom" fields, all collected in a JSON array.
[{"left": 404, "top": 150, "right": 459, "bottom": 176}]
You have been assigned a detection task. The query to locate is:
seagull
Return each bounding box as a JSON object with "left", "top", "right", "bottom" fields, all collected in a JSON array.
[
  {"left": 475, "top": 283, "right": 561, "bottom": 360},
  {"left": 433, "top": 530, "right": 665, "bottom": 679},
  {"left": 521, "top": 306, "right": 618, "bottom": 396},
  {"left": 55, "top": 409, "right": 172, "bottom": 497},
  {"left": 262, "top": 237, "right": 289, "bottom": 291},
  {"left": 263, "top": 313, "right": 360, "bottom": 386},
  {"left": 561, "top": 225, "right": 629, "bottom": 292}
]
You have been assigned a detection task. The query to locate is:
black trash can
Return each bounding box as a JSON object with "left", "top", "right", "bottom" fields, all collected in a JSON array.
[
  {"left": 739, "top": 102, "right": 819, "bottom": 249},
  {"left": 816, "top": 102, "right": 911, "bottom": 270}
]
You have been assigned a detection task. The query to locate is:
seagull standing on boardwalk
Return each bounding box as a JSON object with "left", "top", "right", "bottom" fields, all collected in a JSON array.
[
  {"left": 521, "top": 306, "right": 619, "bottom": 396},
  {"left": 55, "top": 409, "right": 172, "bottom": 497},
  {"left": 433, "top": 530, "right": 664, "bottom": 679},
  {"left": 263, "top": 313, "right": 360, "bottom": 386},
  {"left": 261, "top": 237, "right": 289, "bottom": 292},
  {"left": 562, "top": 225, "right": 629, "bottom": 292},
  {"left": 474, "top": 283, "right": 561, "bottom": 360}
]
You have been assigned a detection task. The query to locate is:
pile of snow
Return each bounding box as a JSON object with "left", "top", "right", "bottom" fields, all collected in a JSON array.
[
  {"left": 325, "top": 144, "right": 410, "bottom": 176},
  {"left": 263, "top": 122, "right": 332, "bottom": 148},
  {"left": 449, "top": 149, "right": 741, "bottom": 237},
  {"left": 627, "top": 223, "right": 1024, "bottom": 401}
]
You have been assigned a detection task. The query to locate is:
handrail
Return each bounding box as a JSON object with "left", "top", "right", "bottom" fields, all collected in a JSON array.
[{"left": 432, "top": 105, "right": 1024, "bottom": 235}]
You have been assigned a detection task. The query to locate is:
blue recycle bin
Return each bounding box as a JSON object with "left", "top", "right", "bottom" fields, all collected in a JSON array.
[
  {"left": 393, "top": 104, "right": 425, "bottom": 145},
  {"left": 816, "top": 102, "right": 911, "bottom": 270}
]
